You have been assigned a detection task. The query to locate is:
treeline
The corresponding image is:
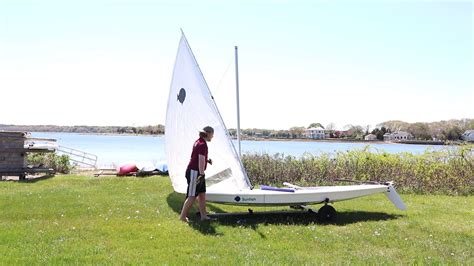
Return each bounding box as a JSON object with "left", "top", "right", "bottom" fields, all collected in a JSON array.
[
  {"left": 379, "top": 119, "right": 474, "bottom": 141},
  {"left": 2, "top": 118, "right": 473, "bottom": 140},
  {"left": 230, "top": 119, "right": 474, "bottom": 141},
  {"left": 0, "top": 124, "right": 165, "bottom": 135}
]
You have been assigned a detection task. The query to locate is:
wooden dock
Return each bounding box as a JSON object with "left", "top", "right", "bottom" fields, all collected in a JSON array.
[{"left": 0, "top": 131, "right": 56, "bottom": 181}]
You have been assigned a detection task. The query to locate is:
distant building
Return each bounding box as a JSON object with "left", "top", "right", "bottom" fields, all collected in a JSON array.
[
  {"left": 305, "top": 127, "right": 325, "bottom": 139},
  {"left": 461, "top": 130, "right": 474, "bottom": 142},
  {"left": 364, "top": 134, "right": 377, "bottom": 141},
  {"left": 384, "top": 131, "right": 414, "bottom": 141},
  {"left": 324, "top": 129, "right": 334, "bottom": 138}
]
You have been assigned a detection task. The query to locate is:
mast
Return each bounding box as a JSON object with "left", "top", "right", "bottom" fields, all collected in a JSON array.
[{"left": 235, "top": 46, "right": 241, "bottom": 158}]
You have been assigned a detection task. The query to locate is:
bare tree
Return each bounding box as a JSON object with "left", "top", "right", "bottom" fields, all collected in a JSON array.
[
  {"left": 326, "top": 123, "right": 336, "bottom": 131},
  {"left": 289, "top": 126, "right": 305, "bottom": 138}
]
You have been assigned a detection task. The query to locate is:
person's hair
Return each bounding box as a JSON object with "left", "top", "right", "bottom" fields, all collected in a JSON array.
[{"left": 199, "top": 126, "right": 214, "bottom": 138}]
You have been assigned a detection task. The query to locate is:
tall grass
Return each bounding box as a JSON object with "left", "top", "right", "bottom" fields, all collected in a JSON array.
[{"left": 242, "top": 145, "right": 474, "bottom": 195}]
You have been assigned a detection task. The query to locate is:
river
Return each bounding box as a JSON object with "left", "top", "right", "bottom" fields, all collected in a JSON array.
[{"left": 30, "top": 132, "right": 448, "bottom": 168}]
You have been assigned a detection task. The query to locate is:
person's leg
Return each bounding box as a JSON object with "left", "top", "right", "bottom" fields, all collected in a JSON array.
[
  {"left": 197, "top": 193, "right": 207, "bottom": 219},
  {"left": 180, "top": 196, "right": 196, "bottom": 222},
  {"left": 180, "top": 169, "right": 198, "bottom": 222}
]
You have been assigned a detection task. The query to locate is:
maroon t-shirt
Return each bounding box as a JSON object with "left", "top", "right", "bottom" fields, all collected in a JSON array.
[{"left": 186, "top": 137, "right": 208, "bottom": 171}]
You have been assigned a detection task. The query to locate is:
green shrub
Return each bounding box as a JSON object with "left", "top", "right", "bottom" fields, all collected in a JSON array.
[
  {"left": 242, "top": 145, "right": 474, "bottom": 195},
  {"left": 27, "top": 153, "right": 72, "bottom": 174}
]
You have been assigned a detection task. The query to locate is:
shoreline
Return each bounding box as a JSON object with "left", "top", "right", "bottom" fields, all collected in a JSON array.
[
  {"left": 238, "top": 137, "right": 450, "bottom": 145},
  {"left": 12, "top": 131, "right": 463, "bottom": 145},
  {"left": 245, "top": 137, "right": 385, "bottom": 144},
  {"left": 29, "top": 131, "right": 163, "bottom": 137}
]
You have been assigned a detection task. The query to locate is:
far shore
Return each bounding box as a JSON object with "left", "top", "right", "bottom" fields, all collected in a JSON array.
[
  {"left": 28, "top": 131, "right": 163, "bottom": 137},
  {"left": 20, "top": 131, "right": 458, "bottom": 145},
  {"left": 240, "top": 137, "right": 385, "bottom": 144},
  {"left": 238, "top": 137, "right": 449, "bottom": 145}
]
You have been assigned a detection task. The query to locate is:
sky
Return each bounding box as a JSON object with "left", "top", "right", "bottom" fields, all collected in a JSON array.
[{"left": 0, "top": 0, "right": 472, "bottom": 130}]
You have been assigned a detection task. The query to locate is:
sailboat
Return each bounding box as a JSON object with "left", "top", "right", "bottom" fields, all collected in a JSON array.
[{"left": 165, "top": 32, "right": 406, "bottom": 220}]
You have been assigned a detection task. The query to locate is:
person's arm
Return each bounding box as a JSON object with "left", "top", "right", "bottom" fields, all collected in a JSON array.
[{"left": 198, "top": 154, "right": 206, "bottom": 176}]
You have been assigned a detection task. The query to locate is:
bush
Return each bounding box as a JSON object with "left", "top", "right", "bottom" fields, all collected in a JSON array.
[
  {"left": 242, "top": 145, "right": 474, "bottom": 196},
  {"left": 27, "top": 153, "right": 72, "bottom": 174}
]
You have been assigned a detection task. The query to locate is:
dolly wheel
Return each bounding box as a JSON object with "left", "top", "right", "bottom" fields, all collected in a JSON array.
[
  {"left": 19, "top": 173, "right": 26, "bottom": 181},
  {"left": 318, "top": 205, "right": 336, "bottom": 222}
]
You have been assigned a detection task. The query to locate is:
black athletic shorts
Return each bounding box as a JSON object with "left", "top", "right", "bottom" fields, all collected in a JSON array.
[{"left": 185, "top": 169, "right": 206, "bottom": 197}]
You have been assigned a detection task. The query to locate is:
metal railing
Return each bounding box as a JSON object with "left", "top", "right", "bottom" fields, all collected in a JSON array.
[{"left": 57, "top": 145, "right": 97, "bottom": 167}]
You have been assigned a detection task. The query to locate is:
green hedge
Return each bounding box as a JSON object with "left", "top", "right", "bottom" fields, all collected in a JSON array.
[
  {"left": 27, "top": 153, "right": 72, "bottom": 174},
  {"left": 242, "top": 145, "right": 474, "bottom": 195}
]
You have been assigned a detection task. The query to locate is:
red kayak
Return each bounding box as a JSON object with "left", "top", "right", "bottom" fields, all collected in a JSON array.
[{"left": 117, "top": 164, "right": 138, "bottom": 176}]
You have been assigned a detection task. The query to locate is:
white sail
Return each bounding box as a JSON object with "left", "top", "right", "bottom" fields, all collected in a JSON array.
[{"left": 165, "top": 33, "right": 252, "bottom": 194}]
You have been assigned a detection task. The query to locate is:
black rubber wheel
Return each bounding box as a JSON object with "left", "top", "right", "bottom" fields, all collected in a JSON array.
[{"left": 318, "top": 205, "right": 336, "bottom": 222}]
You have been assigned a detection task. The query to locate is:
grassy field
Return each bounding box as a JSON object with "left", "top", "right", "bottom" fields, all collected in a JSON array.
[{"left": 1, "top": 175, "right": 472, "bottom": 264}]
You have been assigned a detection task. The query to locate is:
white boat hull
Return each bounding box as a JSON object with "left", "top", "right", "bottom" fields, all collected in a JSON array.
[{"left": 207, "top": 183, "right": 407, "bottom": 210}]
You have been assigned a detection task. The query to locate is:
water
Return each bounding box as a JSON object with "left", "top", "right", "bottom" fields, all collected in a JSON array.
[{"left": 31, "top": 132, "right": 447, "bottom": 167}]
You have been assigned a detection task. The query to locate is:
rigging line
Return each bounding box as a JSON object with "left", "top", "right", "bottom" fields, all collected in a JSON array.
[{"left": 213, "top": 59, "right": 233, "bottom": 94}]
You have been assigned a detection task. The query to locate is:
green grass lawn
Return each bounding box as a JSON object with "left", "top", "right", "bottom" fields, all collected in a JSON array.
[{"left": 1, "top": 175, "right": 472, "bottom": 264}]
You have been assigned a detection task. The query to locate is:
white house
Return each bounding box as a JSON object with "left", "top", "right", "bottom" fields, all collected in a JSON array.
[
  {"left": 305, "top": 127, "right": 325, "bottom": 139},
  {"left": 461, "top": 130, "right": 474, "bottom": 142},
  {"left": 384, "top": 131, "right": 414, "bottom": 141},
  {"left": 364, "top": 134, "right": 377, "bottom": 141}
]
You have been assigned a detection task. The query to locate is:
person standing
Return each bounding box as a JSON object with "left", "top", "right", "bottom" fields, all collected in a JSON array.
[{"left": 179, "top": 126, "right": 214, "bottom": 222}]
